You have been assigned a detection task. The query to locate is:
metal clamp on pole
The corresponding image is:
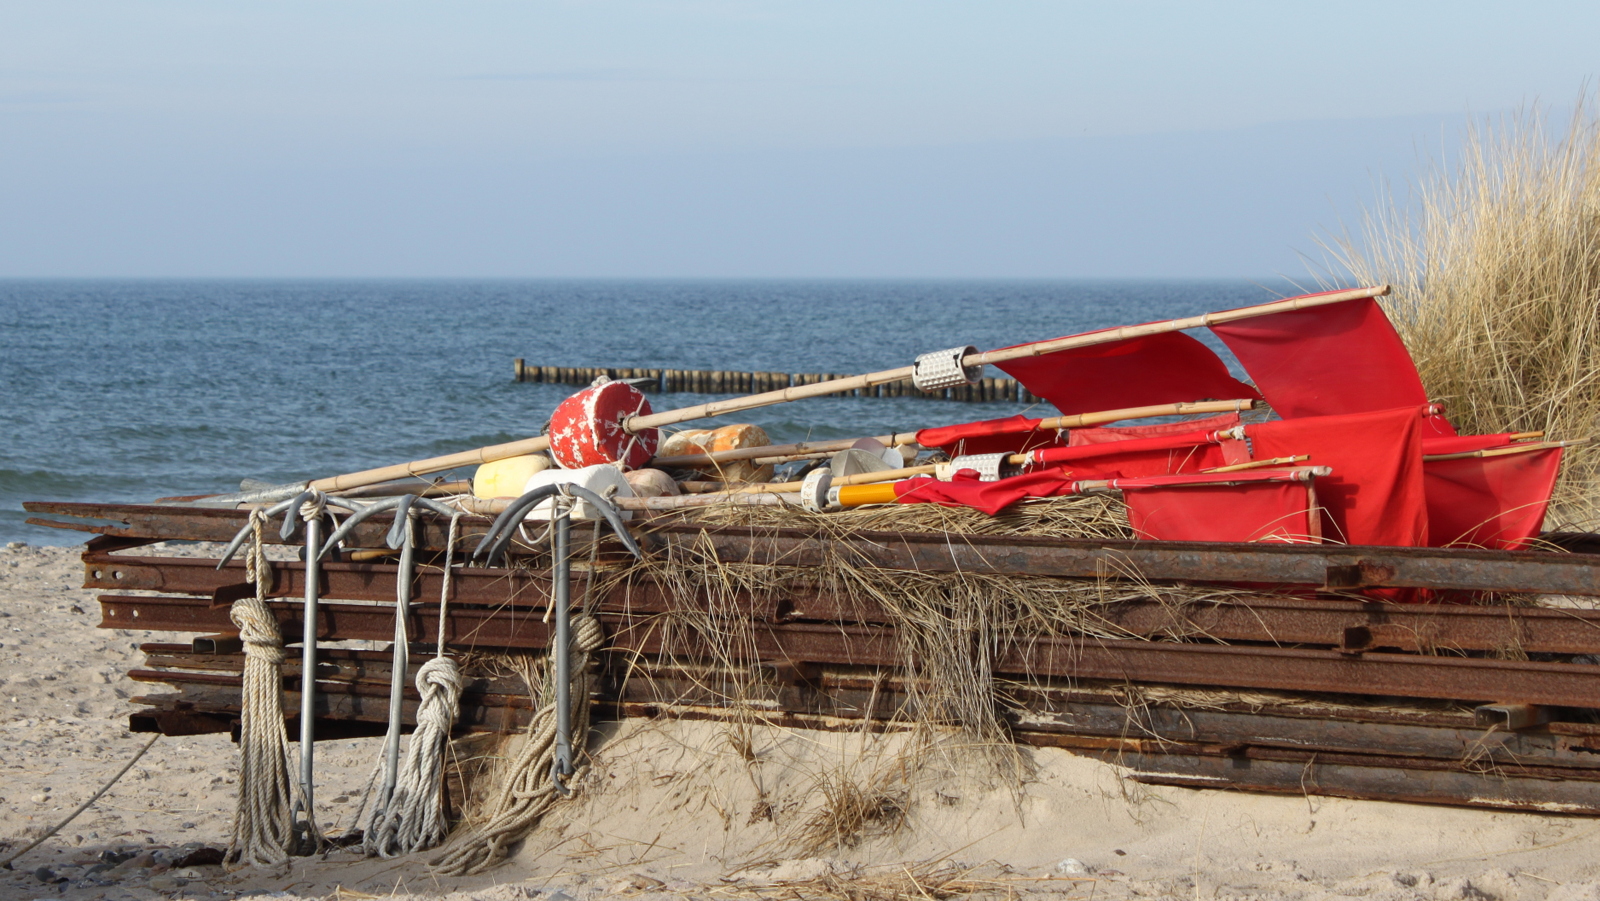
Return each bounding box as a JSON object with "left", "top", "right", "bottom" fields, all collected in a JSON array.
[{"left": 912, "top": 345, "right": 982, "bottom": 392}]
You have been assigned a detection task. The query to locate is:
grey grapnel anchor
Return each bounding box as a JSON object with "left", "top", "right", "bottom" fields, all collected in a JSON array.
[
  {"left": 316, "top": 493, "right": 461, "bottom": 829},
  {"left": 217, "top": 490, "right": 362, "bottom": 853},
  {"left": 473, "top": 484, "right": 641, "bottom": 793}
]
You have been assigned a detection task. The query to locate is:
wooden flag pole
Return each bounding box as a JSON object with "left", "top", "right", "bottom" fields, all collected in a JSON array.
[
  {"left": 651, "top": 399, "right": 1255, "bottom": 470},
  {"left": 626, "top": 286, "right": 1387, "bottom": 432},
  {"left": 310, "top": 287, "right": 1384, "bottom": 492}
]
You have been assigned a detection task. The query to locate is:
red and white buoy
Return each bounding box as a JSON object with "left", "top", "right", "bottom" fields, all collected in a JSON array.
[{"left": 547, "top": 380, "right": 659, "bottom": 470}]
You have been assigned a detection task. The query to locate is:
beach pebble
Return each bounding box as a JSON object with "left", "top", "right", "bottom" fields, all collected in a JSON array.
[
  {"left": 28, "top": 792, "right": 47, "bottom": 804},
  {"left": 172, "top": 867, "right": 209, "bottom": 879},
  {"left": 1054, "top": 858, "right": 1092, "bottom": 875}
]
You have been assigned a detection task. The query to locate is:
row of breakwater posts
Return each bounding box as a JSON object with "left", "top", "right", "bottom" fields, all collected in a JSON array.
[{"left": 512, "top": 358, "right": 1040, "bottom": 404}]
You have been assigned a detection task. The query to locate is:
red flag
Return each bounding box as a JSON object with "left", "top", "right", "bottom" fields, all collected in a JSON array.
[
  {"left": 1027, "top": 426, "right": 1233, "bottom": 478},
  {"left": 1124, "top": 480, "right": 1321, "bottom": 544},
  {"left": 1067, "top": 412, "right": 1242, "bottom": 446},
  {"left": 996, "top": 331, "right": 1258, "bottom": 416},
  {"left": 1425, "top": 446, "right": 1563, "bottom": 549},
  {"left": 916, "top": 414, "right": 1064, "bottom": 457},
  {"left": 892, "top": 470, "right": 1077, "bottom": 515},
  {"left": 1422, "top": 433, "right": 1525, "bottom": 455},
  {"left": 1245, "top": 406, "right": 1428, "bottom": 547},
  {"left": 1211, "top": 295, "right": 1427, "bottom": 419}
]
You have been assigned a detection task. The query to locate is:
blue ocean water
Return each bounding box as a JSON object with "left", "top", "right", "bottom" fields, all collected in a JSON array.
[{"left": 0, "top": 279, "right": 1299, "bottom": 545}]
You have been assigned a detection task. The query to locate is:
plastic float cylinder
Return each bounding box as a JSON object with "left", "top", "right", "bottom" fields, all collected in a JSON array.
[
  {"left": 472, "top": 454, "right": 552, "bottom": 499},
  {"left": 547, "top": 381, "right": 659, "bottom": 471},
  {"left": 520, "top": 464, "right": 636, "bottom": 521},
  {"left": 834, "top": 483, "right": 900, "bottom": 508}
]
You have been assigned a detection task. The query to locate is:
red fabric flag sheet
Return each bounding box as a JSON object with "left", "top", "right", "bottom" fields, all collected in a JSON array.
[
  {"left": 1124, "top": 480, "right": 1321, "bottom": 544},
  {"left": 892, "top": 470, "right": 1076, "bottom": 516},
  {"left": 1421, "top": 433, "right": 1524, "bottom": 456},
  {"left": 996, "top": 331, "right": 1257, "bottom": 417},
  {"left": 916, "top": 414, "right": 1064, "bottom": 457},
  {"left": 1029, "top": 426, "right": 1234, "bottom": 479},
  {"left": 1424, "top": 446, "right": 1563, "bottom": 550},
  {"left": 1067, "top": 412, "right": 1242, "bottom": 445},
  {"left": 1246, "top": 406, "right": 1429, "bottom": 547},
  {"left": 1211, "top": 296, "right": 1427, "bottom": 420}
]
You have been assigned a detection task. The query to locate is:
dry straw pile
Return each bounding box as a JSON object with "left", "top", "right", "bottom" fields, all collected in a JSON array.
[{"left": 1328, "top": 96, "right": 1600, "bottom": 525}]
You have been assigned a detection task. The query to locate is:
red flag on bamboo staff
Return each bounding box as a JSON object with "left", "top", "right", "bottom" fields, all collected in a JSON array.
[
  {"left": 1120, "top": 474, "right": 1322, "bottom": 544},
  {"left": 892, "top": 470, "right": 1078, "bottom": 515},
  {"left": 1027, "top": 426, "right": 1237, "bottom": 479},
  {"left": 916, "top": 414, "right": 1064, "bottom": 457},
  {"left": 1425, "top": 446, "right": 1563, "bottom": 549},
  {"left": 1246, "top": 406, "right": 1429, "bottom": 547},
  {"left": 995, "top": 331, "right": 1258, "bottom": 417},
  {"left": 1211, "top": 295, "right": 1428, "bottom": 420},
  {"left": 1422, "top": 433, "right": 1525, "bottom": 455}
]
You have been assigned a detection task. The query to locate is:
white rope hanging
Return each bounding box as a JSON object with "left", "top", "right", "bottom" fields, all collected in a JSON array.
[
  {"left": 365, "top": 512, "right": 466, "bottom": 857},
  {"left": 227, "top": 509, "right": 295, "bottom": 867},
  {"left": 430, "top": 614, "right": 603, "bottom": 876},
  {"left": 431, "top": 499, "right": 605, "bottom": 876}
]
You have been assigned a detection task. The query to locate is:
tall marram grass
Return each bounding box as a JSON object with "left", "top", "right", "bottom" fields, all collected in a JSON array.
[{"left": 1327, "top": 99, "right": 1600, "bottom": 525}]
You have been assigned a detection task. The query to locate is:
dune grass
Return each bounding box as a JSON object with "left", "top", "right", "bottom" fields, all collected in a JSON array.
[{"left": 1326, "top": 97, "right": 1600, "bottom": 526}]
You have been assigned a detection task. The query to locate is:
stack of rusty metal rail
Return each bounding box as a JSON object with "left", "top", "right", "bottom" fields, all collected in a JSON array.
[{"left": 25, "top": 500, "right": 1600, "bottom": 815}]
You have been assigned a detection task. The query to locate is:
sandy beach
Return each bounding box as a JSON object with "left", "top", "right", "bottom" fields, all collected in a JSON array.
[{"left": 5, "top": 540, "right": 1600, "bottom": 901}]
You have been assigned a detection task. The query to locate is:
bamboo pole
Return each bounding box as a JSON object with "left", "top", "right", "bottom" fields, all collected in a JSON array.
[
  {"left": 626, "top": 286, "right": 1386, "bottom": 430},
  {"left": 678, "top": 464, "right": 941, "bottom": 495},
  {"left": 310, "top": 289, "right": 1380, "bottom": 492},
  {"left": 1422, "top": 438, "right": 1588, "bottom": 462},
  {"left": 1203, "top": 455, "right": 1309, "bottom": 474},
  {"left": 651, "top": 399, "right": 1254, "bottom": 470},
  {"left": 453, "top": 490, "right": 791, "bottom": 515}
]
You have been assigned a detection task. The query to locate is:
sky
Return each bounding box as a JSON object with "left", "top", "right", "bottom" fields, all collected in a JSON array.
[{"left": 1, "top": 2, "right": 1597, "bottom": 279}]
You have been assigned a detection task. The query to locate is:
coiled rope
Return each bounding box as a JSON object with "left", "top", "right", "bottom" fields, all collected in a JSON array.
[
  {"left": 365, "top": 512, "right": 466, "bottom": 857},
  {"left": 431, "top": 529, "right": 605, "bottom": 876},
  {"left": 227, "top": 509, "right": 295, "bottom": 867}
]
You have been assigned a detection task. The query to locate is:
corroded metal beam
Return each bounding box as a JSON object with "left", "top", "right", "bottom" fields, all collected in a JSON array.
[{"left": 32, "top": 500, "right": 1600, "bottom": 596}]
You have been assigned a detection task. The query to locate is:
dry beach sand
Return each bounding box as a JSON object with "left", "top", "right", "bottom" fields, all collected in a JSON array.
[{"left": 5, "top": 541, "right": 1600, "bottom": 900}]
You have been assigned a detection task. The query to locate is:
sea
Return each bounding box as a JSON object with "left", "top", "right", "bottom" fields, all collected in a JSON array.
[{"left": 0, "top": 279, "right": 1301, "bottom": 546}]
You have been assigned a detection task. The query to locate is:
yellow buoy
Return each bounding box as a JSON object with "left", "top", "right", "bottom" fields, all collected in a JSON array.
[{"left": 473, "top": 454, "right": 553, "bottom": 499}]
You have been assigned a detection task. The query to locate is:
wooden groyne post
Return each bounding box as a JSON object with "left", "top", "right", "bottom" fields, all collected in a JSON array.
[{"left": 512, "top": 358, "right": 1037, "bottom": 403}]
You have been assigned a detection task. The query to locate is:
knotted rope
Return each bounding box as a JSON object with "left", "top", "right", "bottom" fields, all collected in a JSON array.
[
  {"left": 431, "top": 611, "right": 604, "bottom": 875},
  {"left": 365, "top": 512, "right": 466, "bottom": 857},
  {"left": 227, "top": 509, "right": 295, "bottom": 867}
]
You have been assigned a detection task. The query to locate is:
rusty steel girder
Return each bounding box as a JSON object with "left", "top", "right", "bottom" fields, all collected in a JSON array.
[
  {"left": 128, "top": 643, "right": 1600, "bottom": 814},
  {"left": 82, "top": 551, "right": 1600, "bottom": 655},
  {"left": 101, "top": 593, "right": 1600, "bottom": 708},
  {"left": 138, "top": 642, "right": 1600, "bottom": 772},
  {"left": 27, "top": 500, "right": 1600, "bottom": 595}
]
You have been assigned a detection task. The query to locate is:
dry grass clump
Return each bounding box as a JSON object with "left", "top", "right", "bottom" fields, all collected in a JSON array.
[
  {"left": 1327, "top": 96, "right": 1600, "bottom": 525},
  {"left": 789, "top": 763, "right": 911, "bottom": 857},
  {"left": 609, "top": 510, "right": 1272, "bottom": 745},
  {"left": 687, "top": 493, "right": 1132, "bottom": 541}
]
